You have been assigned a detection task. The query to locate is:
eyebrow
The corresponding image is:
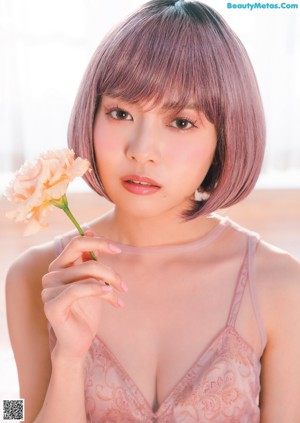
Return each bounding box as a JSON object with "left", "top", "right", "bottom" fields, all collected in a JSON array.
[{"left": 161, "top": 102, "right": 199, "bottom": 111}]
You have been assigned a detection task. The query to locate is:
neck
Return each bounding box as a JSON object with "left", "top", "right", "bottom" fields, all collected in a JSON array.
[{"left": 96, "top": 207, "right": 219, "bottom": 248}]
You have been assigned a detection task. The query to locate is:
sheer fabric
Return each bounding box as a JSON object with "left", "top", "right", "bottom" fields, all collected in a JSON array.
[{"left": 49, "top": 216, "right": 266, "bottom": 422}]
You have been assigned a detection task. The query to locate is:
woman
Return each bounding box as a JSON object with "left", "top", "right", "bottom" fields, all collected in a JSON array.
[{"left": 6, "top": 1, "right": 300, "bottom": 422}]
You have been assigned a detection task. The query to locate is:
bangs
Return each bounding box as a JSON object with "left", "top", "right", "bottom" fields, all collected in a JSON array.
[{"left": 95, "top": 3, "right": 224, "bottom": 120}]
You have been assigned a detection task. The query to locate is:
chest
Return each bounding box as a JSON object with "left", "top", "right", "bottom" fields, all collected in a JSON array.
[
  {"left": 89, "top": 250, "right": 253, "bottom": 411},
  {"left": 82, "top": 254, "right": 262, "bottom": 421},
  {"left": 95, "top": 278, "right": 234, "bottom": 410},
  {"left": 85, "top": 323, "right": 260, "bottom": 422}
]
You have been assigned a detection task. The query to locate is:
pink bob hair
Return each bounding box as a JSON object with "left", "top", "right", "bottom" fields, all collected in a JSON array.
[{"left": 68, "top": 0, "right": 266, "bottom": 218}]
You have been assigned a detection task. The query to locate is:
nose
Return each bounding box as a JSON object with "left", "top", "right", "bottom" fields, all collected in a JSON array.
[{"left": 125, "top": 120, "right": 161, "bottom": 165}]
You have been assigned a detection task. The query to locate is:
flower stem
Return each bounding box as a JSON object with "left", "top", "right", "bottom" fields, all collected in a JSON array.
[{"left": 52, "top": 195, "right": 97, "bottom": 261}]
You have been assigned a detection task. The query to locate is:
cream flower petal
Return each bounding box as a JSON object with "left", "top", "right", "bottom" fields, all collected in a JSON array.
[
  {"left": 4, "top": 148, "right": 91, "bottom": 234},
  {"left": 45, "top": 179, "right": 70, "bottom": 199}
]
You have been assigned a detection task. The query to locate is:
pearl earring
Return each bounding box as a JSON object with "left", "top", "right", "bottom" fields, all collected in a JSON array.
[{"left": 194, "top": 189, "right": 210, "bottom": 202}]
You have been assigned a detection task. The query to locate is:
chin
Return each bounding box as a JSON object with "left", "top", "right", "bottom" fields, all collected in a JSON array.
[{"left": 114, "top": 199, "right": 188, "bottom": 220}]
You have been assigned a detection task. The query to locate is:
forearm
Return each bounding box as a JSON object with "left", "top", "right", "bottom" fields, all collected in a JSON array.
[{"left": 33, "top": 348, "right": 87, "bottom": 423}]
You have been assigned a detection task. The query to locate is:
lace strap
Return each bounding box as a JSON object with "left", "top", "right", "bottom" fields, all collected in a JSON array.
[
  {"left": 248, "top": 234, "right": 267, "bottom": 348},
  {"left": 227, "top": 235, "right": 258, "bottom": 327}
]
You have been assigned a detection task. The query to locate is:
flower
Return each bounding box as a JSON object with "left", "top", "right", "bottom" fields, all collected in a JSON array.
[{"left": 4, "top": 148, "right": 91, "bottom": 236}]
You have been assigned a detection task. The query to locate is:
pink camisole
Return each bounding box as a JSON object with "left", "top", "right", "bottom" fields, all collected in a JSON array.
[{"left": 50, "top": 216, "right": 266, "bottom": 422}]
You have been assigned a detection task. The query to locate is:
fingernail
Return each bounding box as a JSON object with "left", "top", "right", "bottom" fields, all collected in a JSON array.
[
  {"left": 117, "top": 298, "right": 125, "bottom": 307},
  {"left": 121, "top": 281, "right": 129, "bottom": 292},
  {"left": 84, "top": 230, "right": 94, "bottom": 237},
  {"left": 109, "top": 243, "right": 122, "bottom": 253}
]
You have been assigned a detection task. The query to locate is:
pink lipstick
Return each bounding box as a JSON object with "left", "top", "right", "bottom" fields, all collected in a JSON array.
[{"left": 121, "top": 175, "right": 161, "bottom": 195}]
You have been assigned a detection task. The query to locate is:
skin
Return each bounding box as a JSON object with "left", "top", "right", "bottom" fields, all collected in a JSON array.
[{"left": 5, "top": 96, "right": 300, "bottom": 423}]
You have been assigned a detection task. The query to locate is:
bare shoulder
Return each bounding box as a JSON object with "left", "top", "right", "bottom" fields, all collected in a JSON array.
[
  {"left": 6, "top": 240, "right": 56, "bottom": 308},
  {"left": 6, "top": 241, "right": 56, "bottom": 419},
  {"left": 254, "top": 242, "right": 300, "bottom": 420},
  {"left": 255, "top": 240, "right": 300, "bottom": 336},
  {"left": 256, "top": 239, "right": 300, "bottom": 290}
]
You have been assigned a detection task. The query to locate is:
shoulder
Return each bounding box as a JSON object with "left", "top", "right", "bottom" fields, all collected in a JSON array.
[
  {"left": 255, "top": 239, "right": 300, "bottom": 338},
  {"left": 224, "top": 219, "right": 300, "bottom": 304},
  {"left": 6, "top": 240, "right": 57, "bottom": 348},
  {"left": 6, "top": 241, "right": 57, "bottom": 298},
  {"left": 6, "top": 226, "right": 77, "bottom": 294},
  {"left": 253, "top": 241, "right": 300, "bottom": 418},
  {"left": 256, "top": 239, "right": 300, "bottom": 293},
  {"left": 6, "top": 241, "right": 57, "bottom": 339},
  {"left": 5, "top": 242, "right": 57, "bottom": 421}
]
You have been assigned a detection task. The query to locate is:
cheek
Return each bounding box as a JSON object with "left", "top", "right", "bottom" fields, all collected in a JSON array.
[
  {"left": 163, "top": 133, "right": 217, "bottom": 193},
  {"left": 166, "top": 140, "right": 216, "bottom": 171},
  {"left": 95, "top": 136, "right": 119, "bottom": 157},
  {"left": 93, "top": 121, "right": 122, "bottom": 163}
]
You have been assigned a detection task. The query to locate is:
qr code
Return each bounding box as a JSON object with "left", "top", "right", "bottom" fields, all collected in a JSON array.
[{"left": 2, "top": 399, "right": 24, "bottom": 421}]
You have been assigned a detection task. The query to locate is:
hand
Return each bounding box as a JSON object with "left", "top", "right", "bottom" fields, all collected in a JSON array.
[{"left": 41, "top": 233, "right": 126, "bottom": 361}]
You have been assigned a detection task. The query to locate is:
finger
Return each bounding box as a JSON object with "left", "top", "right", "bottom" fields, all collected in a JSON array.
[
  {"left": 43, "top": 260, "right": 127, "bottom": 292},
  {"left": 42, "top": 280, "right": 113, "bottom": 303},
  {"left": 42, "top": 280, "right": 113, "bottom": 302},
  {"left": 84, "top": 230, "right": 95, "bottom": 237},
  {"left": 49, "top": 235, "right": 122, "bottom": 271},
  {"left": 82, "top": 251, "right": 96, "bottom": 262},
  {"left": 42, "top": 281, "right": 124, "bottom": 317},
  {"left": 82, "top": 231, "right": 98, "bottom": 262}
]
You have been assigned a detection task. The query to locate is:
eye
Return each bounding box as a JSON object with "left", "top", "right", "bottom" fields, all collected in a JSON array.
[
  {"left": 107, "top": 108, "right": 133, "bottom": 121},
  {"left": 170, "top": 118, "right": 196, "bottom": 130}
]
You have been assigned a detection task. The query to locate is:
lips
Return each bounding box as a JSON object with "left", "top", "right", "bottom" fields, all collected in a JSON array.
[
  {"left": 122, "top": 175, "right": 160, "bottom": 187},
  {"left": 121, "top": 174, "right": 161, "bottom": 195}
]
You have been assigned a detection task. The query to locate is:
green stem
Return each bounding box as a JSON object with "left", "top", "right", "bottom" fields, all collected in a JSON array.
[
  {"left": 51, "top": 194, "right": 109, "bottom": 286},
  {"left": 52, "top": 195, "right": 97, "bottom": 261},
  {"left": 62, "top": 206, "right": 97, "bottom": 261},
  {"left": 62, "top": 205, "right": 85, "bottom": 236}
]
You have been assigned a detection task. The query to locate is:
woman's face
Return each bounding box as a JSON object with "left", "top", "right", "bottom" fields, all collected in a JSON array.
[{"left": 93, "top": 95, "right": 217, "bottom": 218}]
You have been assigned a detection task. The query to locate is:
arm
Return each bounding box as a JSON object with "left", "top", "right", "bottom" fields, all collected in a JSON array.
[
  {"left": 257, "top": 246, "right": 300, "bottom": 422},
  {"left": 6, "top": 235, "right": 126, "bottom": 423},
  {"left": 34, "top": 352, "right": 87, "bottom": 423},
  {"left": 6, "top": 244, "right": 55, "bottom": 423},
  {"left": 7, "top": 248, "right": 86, "bottom": 423}
]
